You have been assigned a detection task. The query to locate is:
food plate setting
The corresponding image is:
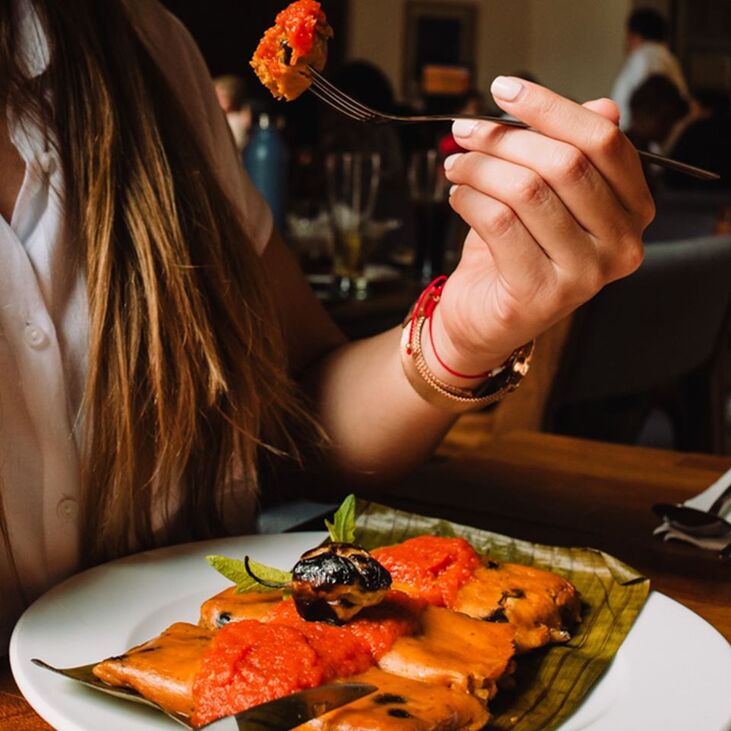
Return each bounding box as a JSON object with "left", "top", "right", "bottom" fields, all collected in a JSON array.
[{"left": 10, "top": 500, "right": 731, "bottom": 731}]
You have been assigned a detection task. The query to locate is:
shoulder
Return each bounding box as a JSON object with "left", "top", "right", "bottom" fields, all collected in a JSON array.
[{"left": 121, "top": 0, "right": 273, "bottom": 255}]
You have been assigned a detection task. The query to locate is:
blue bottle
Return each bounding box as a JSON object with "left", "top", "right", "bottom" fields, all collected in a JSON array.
[{"left": 244, "top": 113, "right": 286, "bottom": 231}]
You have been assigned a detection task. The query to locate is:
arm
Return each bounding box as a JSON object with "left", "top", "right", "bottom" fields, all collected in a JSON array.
[
  {"left": 265, "top": 79, "right": 654, "bottom": 485},
  {"left": 262, "top": 230, "right": 457, "bottom": 482}
]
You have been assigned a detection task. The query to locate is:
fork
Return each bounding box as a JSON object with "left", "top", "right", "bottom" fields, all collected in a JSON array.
[{"left": 307, "top": 67, "right": 720, "bottom": 182}]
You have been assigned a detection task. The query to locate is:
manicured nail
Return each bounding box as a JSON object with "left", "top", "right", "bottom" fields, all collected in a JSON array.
[
  {"left": 491, "top": 76, "right": 523, "bottom": 102},
  {"left": 452, "top": 119, "right": 478, "bottom": 138},
  {"left": 444, "top": 153, "right": 463, "bottom": 171}
]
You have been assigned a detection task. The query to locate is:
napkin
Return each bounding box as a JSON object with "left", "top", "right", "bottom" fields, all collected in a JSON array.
[{"left": 654, "top": 466, "right": 731, "bottom": 551}]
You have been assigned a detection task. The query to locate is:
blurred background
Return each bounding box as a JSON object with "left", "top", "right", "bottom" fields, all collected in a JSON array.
[
  {"left": 160, "top": 0, "right": 731, "bottom": 457},
  {"left": 161, "top": 1, "right": 730, "bottom": 105}
]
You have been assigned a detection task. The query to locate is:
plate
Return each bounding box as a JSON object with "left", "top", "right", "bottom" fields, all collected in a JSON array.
[{"left": 10, "top": 533, "right": 731, "bottom": 731}]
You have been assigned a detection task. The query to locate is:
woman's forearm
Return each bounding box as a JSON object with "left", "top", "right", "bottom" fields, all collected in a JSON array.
[{"left": 301, "top": 325, "right": 458, "bottom": 482}]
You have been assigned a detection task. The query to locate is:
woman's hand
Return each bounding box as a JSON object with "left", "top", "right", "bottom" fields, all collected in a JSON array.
[{"left": 434, "top": 76, "right": 655, "bottom": 376}]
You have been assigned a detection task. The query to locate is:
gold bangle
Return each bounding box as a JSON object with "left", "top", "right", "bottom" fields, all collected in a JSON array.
[{"left": 400, "top": 315, "right": 534, "bottom": 413}]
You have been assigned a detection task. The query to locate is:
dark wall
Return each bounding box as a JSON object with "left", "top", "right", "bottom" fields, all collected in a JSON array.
[{"left": 160, "top": 0, "right": 349, "bottom": 100}]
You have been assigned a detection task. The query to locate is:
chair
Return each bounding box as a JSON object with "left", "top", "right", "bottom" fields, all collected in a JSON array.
[
  {"left": 644, "top": 189, "right": 731, "bottom": 243},
  {"left": 544, "top": 235, "right": 731, "bottom": 454}
]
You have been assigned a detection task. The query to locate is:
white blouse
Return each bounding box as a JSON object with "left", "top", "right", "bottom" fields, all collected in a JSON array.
[{"left": 0, "top": 0, "right": 272, "bottom": 648}]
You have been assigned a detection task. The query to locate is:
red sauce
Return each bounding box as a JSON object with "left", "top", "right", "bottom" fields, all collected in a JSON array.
[
  {"left": 252, "top": 0, "right": 325, "bottom": 73},
  {"left": 264, "top": 592, "right": 421, "bottom": 663},
  {"left": 372, "top": 536, "right": 481, "bottom": 607},
  {"left": 254, "top": 26, "right": 285, "bottom": 77},
  {"left": 192, "top": 621, "right": 325, "bottom": 727},
  {"left": 263, "top": 601, "right": 373, "bottom": 679},
  {"left": 275, "top": 0, "right": 326, "bottom": 60},
  {"left": 345, "top": 591, "right": 425, "bottom": 660}
]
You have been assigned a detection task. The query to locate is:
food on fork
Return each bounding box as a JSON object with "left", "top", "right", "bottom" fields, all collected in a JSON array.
[
  {"left": 250, "top": 0, "right": 333, "bottom": 101},
  {"left": 372, "top": 536, "right": 581, "bottom": 652}
]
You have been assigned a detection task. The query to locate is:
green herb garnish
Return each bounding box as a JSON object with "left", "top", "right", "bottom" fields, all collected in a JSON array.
[
  {"left": 207, "top": 555, "right": 293, "bottom": 594},
  {"left": 207, "top": 494, "right": 358, "bottom": 593},
  {"left": 325, "top": 494, "right": 356, "bottom": 544}
]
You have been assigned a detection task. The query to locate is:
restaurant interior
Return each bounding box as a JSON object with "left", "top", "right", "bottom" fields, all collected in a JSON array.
[
  {"left": 164, "top": 0, "right": 731, "bottom": 456},
  {"left": 3, "top": 1, "right": 731, "bottom": 730}
]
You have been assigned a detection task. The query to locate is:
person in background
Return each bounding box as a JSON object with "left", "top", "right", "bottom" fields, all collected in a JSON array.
[
  {"left": 664, "top": 88, "right": 731, "bottom": 191},
  {"left": 0, "top": 0, "right": 654, "bottom": 650},
  {"left": 612, "top": 8, "right": 688, "bottom": 130},
  {"left": 628, "top": 75, "right": 731, "bottom": 190},
  {"left": 627, "top": 74, "right": 689, "bottom": 153},
  {"left": 213, "top": 74, "right": 251, "bottom": 152}
]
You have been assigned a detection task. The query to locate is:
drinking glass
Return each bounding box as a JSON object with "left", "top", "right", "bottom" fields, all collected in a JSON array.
[
  {"left": 408, "top": 149, "right": 450, "bottom": 284},
  {"left": 326, "top": 152, "right": 382, "bottom": 298}
]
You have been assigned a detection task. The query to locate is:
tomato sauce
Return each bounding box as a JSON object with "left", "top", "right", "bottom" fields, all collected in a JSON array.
[
  {"left": 372, "top": 536, "right": 481, "bottom": 607},
  {"left": 344, "top": 591, "right": 425, "bottom": 660},
  {"left": 264, "top": 591, "right": 421, "bottom": 662},
  {"left": 254, "top": 27, "right": 284, "bottom": 77},
  {"left": 193, "top": 590, "right": 425, "bottom": 725},
  {"left": 192, "top": 621, "right": 325, "bottom": 727},
  {"left": 263, "top": 601, "right": 373, "bottom": 679},
  {"left": 275, "top": 0, "right": 326, "bottom": 60}
]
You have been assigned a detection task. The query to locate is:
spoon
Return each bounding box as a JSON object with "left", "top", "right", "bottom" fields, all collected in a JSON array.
[
  {"left": 652, "top": 503, "right": 731, "bottom": 537},
  {"left": 653, "top": 483, "right": 731, "bottom": 537}
]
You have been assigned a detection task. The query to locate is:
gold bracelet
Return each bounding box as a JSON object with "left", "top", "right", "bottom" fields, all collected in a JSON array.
[{"left": 400, "top": 314, "right": 535, "bottom": 413}]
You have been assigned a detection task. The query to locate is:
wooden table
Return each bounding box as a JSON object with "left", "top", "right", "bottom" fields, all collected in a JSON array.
[{"left": 2, "top": 427, "right": 729, "bottom": 730}]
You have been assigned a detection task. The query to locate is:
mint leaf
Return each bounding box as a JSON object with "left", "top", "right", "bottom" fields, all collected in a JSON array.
[
  {"left": 324, "top": 494, "right": 356, "bottom": 544},
  {"left": 207, "top": 555, "right": 293, "bottom": 594}
]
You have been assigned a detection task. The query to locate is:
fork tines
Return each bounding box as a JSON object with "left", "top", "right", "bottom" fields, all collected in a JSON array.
[{"left": 307, "top": 68, "right": 383, "bottom": 123}]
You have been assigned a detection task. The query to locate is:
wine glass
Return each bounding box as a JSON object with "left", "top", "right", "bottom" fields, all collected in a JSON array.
[{"left": 325, "top": 152, "right": 382, "bottom": 298}]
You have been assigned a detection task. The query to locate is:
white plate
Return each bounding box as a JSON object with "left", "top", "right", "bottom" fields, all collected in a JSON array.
[{"left": 10, "top": 533, "right": 731, "bottom": 731}]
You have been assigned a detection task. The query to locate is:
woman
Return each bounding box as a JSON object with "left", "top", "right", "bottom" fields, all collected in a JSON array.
[{"left": 0, "top": 0, "right": 653, "bottom": 648}]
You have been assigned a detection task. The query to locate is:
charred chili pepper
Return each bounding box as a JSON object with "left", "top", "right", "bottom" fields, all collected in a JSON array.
[{"left": 245, "top": 542, "right": 392, "bottom": 623}]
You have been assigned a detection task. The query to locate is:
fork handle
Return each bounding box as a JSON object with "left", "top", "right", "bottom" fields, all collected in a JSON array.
[
  {"left": 635, "top": 150, "right": 720, "bottom": 181},
  {"left": 404, "top": 114, "right": 720, "bottom": 182}
]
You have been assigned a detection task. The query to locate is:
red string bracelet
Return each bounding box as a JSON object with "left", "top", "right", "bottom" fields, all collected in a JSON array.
[{"left": 405, "top": 276, "right": 495, "bottom": 381}]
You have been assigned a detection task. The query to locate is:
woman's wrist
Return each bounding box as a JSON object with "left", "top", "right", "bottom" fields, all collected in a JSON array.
[{"left": 423, "top": 305, "right": 513, "bottom": 390}]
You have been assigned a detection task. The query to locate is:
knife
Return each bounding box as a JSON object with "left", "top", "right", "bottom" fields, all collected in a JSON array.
[{"left": 198, "top": 683, "right": 377, "bottom": 730}]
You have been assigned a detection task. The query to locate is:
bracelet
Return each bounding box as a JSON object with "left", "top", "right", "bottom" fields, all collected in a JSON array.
[{"left": 400, "top": 278, "right": 534, "bottom": 413}]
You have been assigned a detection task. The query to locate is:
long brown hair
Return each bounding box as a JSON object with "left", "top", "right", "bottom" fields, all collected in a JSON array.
[{"left": 2, "top": 0, "right": 310, "bottom": 563}]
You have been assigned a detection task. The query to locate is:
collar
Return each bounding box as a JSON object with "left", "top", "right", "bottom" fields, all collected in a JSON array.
[{"left": 16, "top": 0, "right": 51, "bottom": 79}]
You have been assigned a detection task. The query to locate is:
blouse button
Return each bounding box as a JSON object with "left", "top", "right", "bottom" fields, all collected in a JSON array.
[
  {"left": 56, "top": 497, "right": 79, "bottom": 523},
  {"left": 37, "top": 151, "right": 57, "bottom": 176},
  {"left": 24, "top": 324, "right": 49, "bottom": 350}
]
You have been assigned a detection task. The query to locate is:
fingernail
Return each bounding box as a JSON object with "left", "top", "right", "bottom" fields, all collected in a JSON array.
[
  {"left": 444, "top": 153, "right": 463, "bottom": 171},
  {"left": 452, "top": 119, "right": 478, "bottom": 138},
  {"left": 449, "top": 185, "right": 459, "bottom": 197},
  {"left": 491, "top": 76, "right": 523, "bottom": 102}
]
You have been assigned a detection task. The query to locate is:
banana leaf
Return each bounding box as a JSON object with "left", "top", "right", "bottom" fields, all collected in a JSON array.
[
  {"left": 31, "top": 659, "right": 193, "bottom": 728},
  {"left": 354, "top": 498, "right": 650, "bottom": 731}
]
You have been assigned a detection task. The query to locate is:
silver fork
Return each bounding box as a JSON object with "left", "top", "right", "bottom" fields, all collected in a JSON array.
[{"left": 307, "top": 67, "right": 720, "bottom": 182}]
